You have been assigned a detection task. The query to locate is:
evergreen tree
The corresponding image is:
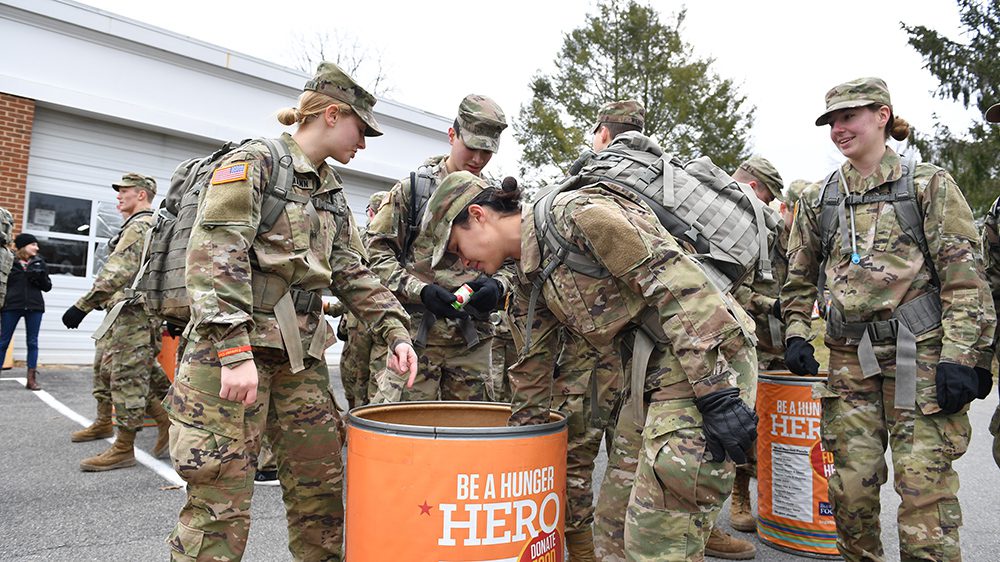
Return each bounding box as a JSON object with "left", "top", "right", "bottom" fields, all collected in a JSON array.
[
  {"left": 514, "top": 1, "right": 754, "bottom": 182},
  {"left": 904, "top": 0, "right": 1000, "bottom": 217}
]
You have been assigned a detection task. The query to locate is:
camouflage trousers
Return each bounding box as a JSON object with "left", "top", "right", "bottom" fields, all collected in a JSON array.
[
  {"left": 817, "top": 342, "right": 969, "bottom": 562},
  {"left": 91, "top": 337, "right": 111, "bottom": 407},
  {"left": 164, "top": 341, "right": 345, "bottom": 562},
  {"left": 371, "top": 330, "right": 492, "bottom": 403},
  {"left": 594, "top": 394, "right": 735, "bottom": 561},
  {"left": 490, "top": 330, "right": 515, "bottom": 403},
  {"left": 555, "top": 331, "right": 623, "bottom": 533},
  {"left": 339, "top": 324, "right": 377, "bottom": 409},
  {"left": 101, "top": 304, "right": 170, "bottom": 430},
  {"left": 594, "top": 342, "right": 758, "bottom": 561}
]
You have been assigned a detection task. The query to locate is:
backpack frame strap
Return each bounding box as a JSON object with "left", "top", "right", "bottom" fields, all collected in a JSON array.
[
  {"left": 258, "top": 138, "right": 295, "bottom": 234},
  {"left": 402, "top": 167, "right": 435, "bottom": 267}
]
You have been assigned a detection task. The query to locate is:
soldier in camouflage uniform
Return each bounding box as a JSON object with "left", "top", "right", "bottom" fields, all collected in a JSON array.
[
  {"left": 782, "top": 78, "right": 995, "bottom": 561},
  {"left": 163, "top": 62, "right": 416, "bottom": 562},
  {"left": 984, "top": 103, "right": 1000, "bottom": 469},
  {"left": 490, "top": 309, "right": 515, "bottom": 402},
  {"left": 336, "top": 190, "right": 389, "bottom": 408},
  {"left": 425, "top": 170, "right": 759, "bottom": 561},
  {"left": 61, "top": 173, "right": 173, "bottom": 471},
  {"left": 365, "top": 95, "right": 509, "bottom": 403},
  {"left": 689, "top": 155, "right": 790, "bottom": 555}
]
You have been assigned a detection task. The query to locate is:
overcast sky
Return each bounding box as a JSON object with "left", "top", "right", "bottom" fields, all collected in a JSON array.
[{"left": 77, "top": 0, "right": 982, "bottom": 188}]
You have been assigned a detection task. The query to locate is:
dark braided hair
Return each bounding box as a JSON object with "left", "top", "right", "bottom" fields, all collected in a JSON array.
[{"left": 453, "top": 176, "right": 522, "bottom": 227}]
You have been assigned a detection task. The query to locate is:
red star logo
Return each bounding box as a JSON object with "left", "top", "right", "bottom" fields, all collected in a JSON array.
[{"left": 418, "top": 501, "right": 432, "bottom": 515}]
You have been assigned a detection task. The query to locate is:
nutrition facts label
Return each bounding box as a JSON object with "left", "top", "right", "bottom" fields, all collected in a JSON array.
[{"left": 770, "top": 443, "right": 813, "bottom": 523}]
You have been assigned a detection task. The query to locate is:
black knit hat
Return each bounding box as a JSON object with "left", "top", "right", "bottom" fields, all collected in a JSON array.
[{"left": 14, "top": 233, "right": 37, "bottom": 250}]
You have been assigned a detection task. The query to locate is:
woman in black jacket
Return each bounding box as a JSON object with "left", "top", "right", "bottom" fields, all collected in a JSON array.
[{"left": 1, "top": 233, "right": 52, "bottom": 390}]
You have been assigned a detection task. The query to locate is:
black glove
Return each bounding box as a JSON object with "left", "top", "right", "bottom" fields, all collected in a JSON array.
[
  {"left": 420, "top": 284, "right": 468, "bottom": 320},
  {"left": 785, "top": 337, "right": 819, "bottom": 375},
  {"left": 62, "top": 306, "right": 88, "bottom": 329},
  {"left": 695, "top": 388, "right": 758, "bottom": 465},
  {"left": 466, "top": 276, "right": 502, "bottom": 314},
  {"left": 935, "top": 362, "right": 979, "bottom": 414},
  {"left": 165, "top": 323, "right": 185, "bottom": 338},
  {"left": 336, "top": 318, "right": 349, "bottom": 342},
  {"left": 771, "top": 299, "right": 781, "bottom": 319},
  {"left": 976, "top": 367, "right": 994, "bottom": 400}
]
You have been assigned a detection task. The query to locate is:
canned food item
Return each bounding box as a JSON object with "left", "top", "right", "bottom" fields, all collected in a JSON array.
[{"left": 452, "top": 284, "right": 474, "bottom": 310}]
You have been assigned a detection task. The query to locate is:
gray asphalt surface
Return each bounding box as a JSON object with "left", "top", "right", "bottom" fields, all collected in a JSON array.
[{"left": 1, "top": 365, "right": 998, "bottom": 561}]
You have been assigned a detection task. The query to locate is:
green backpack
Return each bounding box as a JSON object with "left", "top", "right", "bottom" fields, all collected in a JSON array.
[{"left": 138, "top": 138, "right": 297, "bottom": 327}]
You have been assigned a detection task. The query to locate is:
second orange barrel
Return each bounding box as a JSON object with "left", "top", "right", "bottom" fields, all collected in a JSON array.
[
  {"left": 756, "top": 372, "right": 839, "bottom": 558},
  {"left": 346, "top": 402, "right": 567, "bottom": 562}
]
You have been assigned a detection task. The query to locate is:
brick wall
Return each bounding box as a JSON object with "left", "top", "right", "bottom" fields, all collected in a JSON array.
[{"left": 0, "top": 93, "right": 35, "bottom": 232}]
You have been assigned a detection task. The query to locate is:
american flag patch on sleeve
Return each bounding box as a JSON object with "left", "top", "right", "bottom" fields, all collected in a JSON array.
[{"left": 210, "top": 162, "right": 249, "bottom": 185}]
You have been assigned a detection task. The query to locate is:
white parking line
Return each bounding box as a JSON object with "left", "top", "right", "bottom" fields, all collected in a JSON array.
[{"left": 1, "top": 376, "right": 185, "bottom": 487}]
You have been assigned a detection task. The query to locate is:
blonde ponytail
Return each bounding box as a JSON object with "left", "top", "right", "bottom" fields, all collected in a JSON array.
[{"left": 276, "top": 91, "right": 353, "bottom": 127}]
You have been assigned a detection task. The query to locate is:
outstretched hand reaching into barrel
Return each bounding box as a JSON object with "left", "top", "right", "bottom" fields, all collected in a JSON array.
[{"left": 389, "top": 341, "right": 419, "bottom": 388}]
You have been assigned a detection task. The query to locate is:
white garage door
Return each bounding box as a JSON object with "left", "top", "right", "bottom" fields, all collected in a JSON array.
[
  {"left": 21, "top": 108, "right": 219, "bottom": 364},
  {"left": 21, "top": 107, "right": 394, "bottom": 366}
]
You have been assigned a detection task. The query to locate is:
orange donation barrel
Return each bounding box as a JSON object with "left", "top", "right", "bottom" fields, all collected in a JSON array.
[
  {"left": 756, "top": 372, "right": 839, "bottom": 558},
  {"left": 347, "top": 402, "right": 567, "bottom": 562}
]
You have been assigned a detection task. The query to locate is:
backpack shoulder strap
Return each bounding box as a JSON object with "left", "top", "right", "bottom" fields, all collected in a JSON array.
[
  {"left": 817, "top": 170, "right": 842, "bottom": 262},
  {"left": 889, "top": 157, "right": 939, "bottom": 287},
  {"left": 258, "top": 138, "right": 295, "bottom": 234},
  {"left": 522, "top": 180, "right": 609, "bottom": 352},
  {"left": 401, "top": 166, "right": 436, "bottom": 267}
]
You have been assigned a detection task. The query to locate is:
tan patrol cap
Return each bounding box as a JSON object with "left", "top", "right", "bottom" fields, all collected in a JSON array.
[
  {"left": 816, "top": 77, "right": 891, "bottom": 126},
  {"left": 424, "top": 171, "right": 491, "bottom": 268},
  {"left": 592, "top": 100, "right": 645, "bottom": 133},
  {"left": 456, "top": 95, "right": 508, "bottom": 153},
  {"left": 738, "top": 156, "right": 784, "bottom": 201},
  {"left": 112, "top": 172, "right": 157, "bottom": 195},
  {"left": 305, "top": 61, "right": 383, "bottom": 137}
]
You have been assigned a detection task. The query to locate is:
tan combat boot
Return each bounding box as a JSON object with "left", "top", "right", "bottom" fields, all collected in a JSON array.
[
  {"left": 730, "top": 470, "right": 756, "bottom": 532},
  {"left": 565, "top": 528, "right": 596, "bottom": 562},
  {"left": 25, "top": 367, "right": 40, "bottom": 390},
  {"left": 146, "top": 399, "right": 172, "bottom": 459},
  {"left": 705, "top": 526, "right": 756, "bottom": 560},
  {"left": 71, "top": 402, "right": 114, "bottom": 442},
  {"left": 79, "top": 428, "right": 137, "bottom": 472}
]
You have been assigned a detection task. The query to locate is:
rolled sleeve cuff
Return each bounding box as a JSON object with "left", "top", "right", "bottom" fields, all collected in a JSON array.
[
  {"left": 785, "top": 319, "right": 812, "bottom": 342},
  {"left": 215, "top": 335, "right": 253, "bottom": 367},
  {"left": 404, "top": 280, "right": 428, "bottom": 304},
  {"left": 940, "top": 343, "right": 978, "bottom": 369},
  {"left": 75, "top": 299, "right": 95, "bottom": 313}
]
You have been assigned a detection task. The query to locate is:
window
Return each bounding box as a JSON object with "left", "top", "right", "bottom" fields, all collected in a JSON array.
[{"left": 23, "top": 193, "right": 123, "bottom": 278}]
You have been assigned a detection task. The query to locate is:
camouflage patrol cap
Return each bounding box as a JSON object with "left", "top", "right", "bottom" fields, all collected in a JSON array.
[
  {"left": 426, "top": 171, "right": 490, "bottom": 268},
  {"left": 368, "top": 190, "right": 389, "bottom": 211},
  {"left": 592, "top": 100, "right": 645, "bottom": 134},
  {"left": 305, "top": 61, "right": 383, "bottom": 137},
  {"left": 738, "top": 156, "right": 784, "bottom": 201},
  {"left": 986, "top": 103, "right": 1000, "bottom": 123},
  {"left": 786, "top": 179, "right": 812, "bottom": 205},
  {"left": 456, "top": 95, "right": 508, "bottom": 153},
  {"left": 112, "top": 172, "right": 157, "bottom": 195},
  {"left": 816, "top": 77, "right": 891, "bottom": 126}
]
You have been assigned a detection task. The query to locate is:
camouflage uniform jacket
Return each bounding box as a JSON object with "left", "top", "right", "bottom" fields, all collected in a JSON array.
[
  {"left": 984, "top": 196, "right": 1000, "bottom": 362},
  {"left": 0, "top": 207, "right": 13, "bottom": 306},
  {"left": 366, "top": 155, "right": 511, "bottom": 342},
  {"left": 733, "top": 219, "right": 789, "bottom": 354},
  {"left": 507, "top": 182, "right": 753, "bottom": 425},
  {"left": 75, "top": 210, "right": 154, "bottom": 312},
  {"left": 186, "top": 132, "right": 410, "bottom": 367},
  {"left": 782, "top": 148, "right": 993, "bottom": 369}
]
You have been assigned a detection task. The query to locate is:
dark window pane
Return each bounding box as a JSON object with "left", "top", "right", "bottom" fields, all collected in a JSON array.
[
  {"left": 26, "top": 192, "right": 92, "bottom": 235},
  {"left": 35, "top": 236, "right": 88, "bottom": 277}
]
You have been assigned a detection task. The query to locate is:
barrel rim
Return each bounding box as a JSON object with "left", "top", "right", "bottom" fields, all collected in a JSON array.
[
  {"left": 347, "top": 401, "right": 567, "bottom": 439},
  {"left": 760, "top": 371, "right": 828, "bottom": 385}
]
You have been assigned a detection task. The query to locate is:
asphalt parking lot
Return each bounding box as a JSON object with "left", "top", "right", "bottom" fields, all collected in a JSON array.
[{"left": 1, "top": 365, "right": 998, "bottom": 561}]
